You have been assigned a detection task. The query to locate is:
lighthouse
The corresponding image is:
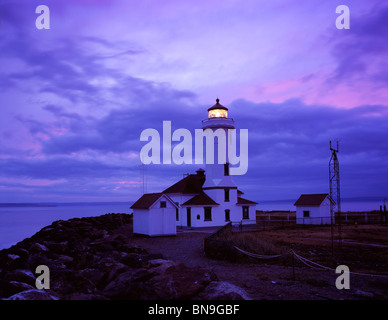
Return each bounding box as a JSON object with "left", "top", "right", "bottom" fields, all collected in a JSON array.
[
  {"left": 201, "top": 99, "right": 238, "bottom": 208},
  {"left": 132, "top": 98, "right": 257, "bottom": 233}
]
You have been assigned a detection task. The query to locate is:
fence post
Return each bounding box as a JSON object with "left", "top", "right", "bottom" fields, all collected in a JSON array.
[{"left": 292, "top": 253, "right": 296, "bottom": 280}]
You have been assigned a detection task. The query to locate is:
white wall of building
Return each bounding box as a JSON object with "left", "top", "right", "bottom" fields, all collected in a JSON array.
[
  {"left": 296, "top": 197, "right": 331, "bottom": 225},
  {"left": 133, "top": 197, "right": 177, "bottom": 236},
  {"left": 133, "top": 209, "right": 149, "bottom": 235},
  {"left": 167, "top": 193, "right": 196, "bottom": 227},
  {"left": 180, "top": 202, "right": 256, "bottom": 228}
]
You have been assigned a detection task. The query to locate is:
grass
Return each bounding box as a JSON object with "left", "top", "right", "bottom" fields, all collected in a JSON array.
[
  {"left": 214, "top": 224, "right": 388, "bottom": 273},
  {"left": 216, "top": 231, "right": 290, "bottom": 258}
]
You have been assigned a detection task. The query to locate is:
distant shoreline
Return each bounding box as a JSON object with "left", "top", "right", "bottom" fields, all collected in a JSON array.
[{"left": 0, "top": 203, "right": 58, "bottom": 208}]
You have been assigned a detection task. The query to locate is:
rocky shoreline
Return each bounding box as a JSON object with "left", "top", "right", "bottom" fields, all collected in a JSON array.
[{"left": 0, "top": 213, "right": 250, "bottom": 300}]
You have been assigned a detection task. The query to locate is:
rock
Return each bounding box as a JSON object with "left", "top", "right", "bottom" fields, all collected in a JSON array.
[
  {"left": 91, "top": 241, "right": 115, "bottom": 253},
  {"left": 144, "top": 259, "right": 180, "bottom": 273},
  {"left": 130, "top": 268, "right": 157, "bottom": 283},
  {"left": 103, "top": 263, "right": 130, "bottom": 286},
  {"left": 119, "top": 253, "right": 144, "bottom": 268},
  {"left": 0, "top": 254, "right": 21, "bottom": 270},
  {"left": 0, "top": 213, "right": 227, "bottom": 301},
  {"left": 49, "top": 271, "right": 97, "bottom": 296},
  {"left": 5, "top": 269, "right": 36, "bottom": 286},
  {"left": 353, "top": 289, "right": 374, "bottom": 299},
  {"left": 57, "top": 255, "right": 74, "bottom": 265},
  {"left": 148, "top": 263, "right": 214, "bottom": 300},
  {"left": 117, "top": 245, "right": 148, "bottom": 254},
  {"left": 199, "top": 281, "right": 251, "bottom": 300},
  {"left": 0, "top": 280, "right": 35, "bottom": 298},
  {"left": 29, "top": 243, "right": 49, "bottom": 253},
  {"left": 77, "top": 268, "right": 105, "bottom": 287},
  {"left": 7, "top": 281, "right": 35, "bottom": 296},
  {"left": 67, "top": 293, "right": 109, "bottom": 300},
  {"left": 12, "top": 248, "right": 29, "bottom": 260},
  {"left": 106, "top": 234, "right": 129, "bottom": 249},
  {"left": 4, "top": 289, "right": 59, "bottom": 300},
  {"left": 103, "top": 270, "right": 141, "bottom": 299},
  {"left": 44, "top": 241, "right": 69, "bottom": 254}
]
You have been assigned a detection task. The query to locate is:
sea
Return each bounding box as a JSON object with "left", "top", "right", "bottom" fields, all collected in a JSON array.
[
  {"left": 0, "top": 199, "right": 385, "bottom": 250},
  {"left": 0, "top": 202, "right": 133, "bottom": 250}
]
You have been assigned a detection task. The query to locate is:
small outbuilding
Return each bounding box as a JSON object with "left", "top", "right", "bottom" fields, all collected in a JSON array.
[
  {"left": 294, "top": 193, "right": 332, "bottom": 225},
  {"left": 130, "top": 193, "right": 178, "bottom": 236}
]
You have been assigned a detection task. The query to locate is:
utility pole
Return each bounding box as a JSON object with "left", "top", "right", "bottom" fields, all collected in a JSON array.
[{"left": 329, "top": 140, "right": 342, "bottom": 253}]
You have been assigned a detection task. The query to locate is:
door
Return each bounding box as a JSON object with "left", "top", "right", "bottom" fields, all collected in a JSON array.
[{"left": 186, "top": 207, "right": 191, "bottom": 227}]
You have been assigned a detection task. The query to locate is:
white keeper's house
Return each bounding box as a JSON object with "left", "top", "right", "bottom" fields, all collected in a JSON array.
[{"left": 131, "top": 99, "right": 257, "bottom": 236}]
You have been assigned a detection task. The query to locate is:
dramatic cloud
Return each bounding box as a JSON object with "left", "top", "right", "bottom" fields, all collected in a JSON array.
[{"left": 0, "top": 0, "right": 387, "bottom": 206}]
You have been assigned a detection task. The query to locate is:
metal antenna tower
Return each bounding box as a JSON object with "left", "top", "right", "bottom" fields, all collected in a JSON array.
[{"left": 329, "top": 140, "right": 341, "bottom": 248}]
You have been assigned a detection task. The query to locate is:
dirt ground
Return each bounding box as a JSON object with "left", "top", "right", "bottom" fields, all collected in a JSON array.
[{"left": 127, "top": 225, "right": 388, "bottom": 300}]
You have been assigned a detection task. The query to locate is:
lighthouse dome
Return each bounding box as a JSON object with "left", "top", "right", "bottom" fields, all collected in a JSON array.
[
  {"left": 208, "top": 98, "right": 228, "bottom": 119},
  {"left": 202, "top": 98, "right": 235, "bottom": 130}
]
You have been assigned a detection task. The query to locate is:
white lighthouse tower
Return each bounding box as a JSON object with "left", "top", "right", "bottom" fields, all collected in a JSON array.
[
  {"left": 132, "top": 98, "right": 257, "bottom": 232},
  {"left": 201, "top": 99, "right": 238, "bottom": 206}
]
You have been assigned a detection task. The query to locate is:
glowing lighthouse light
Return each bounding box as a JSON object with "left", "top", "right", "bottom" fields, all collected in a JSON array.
[{"left": 208, "top": 98, "right": 228, "bottom": 119}]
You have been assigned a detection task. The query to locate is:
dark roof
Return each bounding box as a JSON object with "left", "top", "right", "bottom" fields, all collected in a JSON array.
[
  {"left": 182, "top": 193, "right": 219, "bottom": 206},
  {"left": 130, "top": 193, "right": 173, "bottom": 209},
  {"left": 163, "top": 173, "right": 205, "bottom": 194},
  {"left": 208, "top": 98, "right": 228, "bottom": 111},
  {"left": 237, "top": 197, "right": 258, "bottom": 205},
  {"left": 294, "top": 194, "right": 329, "bottom": 206}
]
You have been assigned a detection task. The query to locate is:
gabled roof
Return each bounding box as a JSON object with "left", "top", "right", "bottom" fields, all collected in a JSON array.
[
  {"left": 181, "top": 193, "right": 219, "bottom": 206},
  {"left": 237, "top": 197, "right": 258, "bottom": 205},
  {"left": 130, "top": 193, "right": 178, "bottom": 209},
  {"left": 294, "top": 194, "right": 330, "bottom": 206},
  {"left": 163, "top": 173, "right": 205, "bottom": 194}
]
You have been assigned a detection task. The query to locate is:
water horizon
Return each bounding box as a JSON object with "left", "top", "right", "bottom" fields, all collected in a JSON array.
[{"left": 0, "top": 198, "right": 384, "bottom": 250}]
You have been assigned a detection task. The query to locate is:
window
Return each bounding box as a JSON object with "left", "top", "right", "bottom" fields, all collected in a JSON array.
[
  {"left": 224, "top": 163, "right": 229, "bottom": 176},
  {"left": 225, "top": 209, "right": 230, "bottom": 222},
  {"left": 204, "top": 207, "right": 212, "bottom": 221},
  {"left": 197, "top": 214, "right": 200, "bottom": 220},
  {"left": 303, "top": 210, "right": 310, "bottom": 218},
  {"left": 224, "top": 188, "right": 230, "bottom": 202},
  {"left": 175, "top": 202, "right": 179, "bottom": 221},
  {"left": 160, "top": 201, "right": 166, "bottom": 208},
  {"left": 242, "top": 206, "right": 249, "bottom": 219}
]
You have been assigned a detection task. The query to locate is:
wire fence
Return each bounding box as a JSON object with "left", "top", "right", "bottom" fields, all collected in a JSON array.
[{"left": 253, "top": 212, "right": 386, "bottom": 231}]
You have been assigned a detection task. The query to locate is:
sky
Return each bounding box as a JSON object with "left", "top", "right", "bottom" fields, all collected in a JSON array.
[{"left": 0, "top": 0, "right": 387, "bottom": 204}]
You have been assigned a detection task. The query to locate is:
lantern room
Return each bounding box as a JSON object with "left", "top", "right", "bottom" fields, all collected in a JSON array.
[{"left": 208, "top": 98, "right": 228, "bottom": 119}]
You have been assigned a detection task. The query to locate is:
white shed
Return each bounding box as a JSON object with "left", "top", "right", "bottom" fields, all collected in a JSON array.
[
  {"left": 294, "top": 194, "right": 332, "bottom": 225},
  {"left": 131, "top": 193, "right": 178, "bottom": 236}
]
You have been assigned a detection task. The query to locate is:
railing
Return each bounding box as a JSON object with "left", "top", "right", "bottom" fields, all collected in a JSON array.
[{"left": 255, "top": 212, "right": 384, "bottom": 229}]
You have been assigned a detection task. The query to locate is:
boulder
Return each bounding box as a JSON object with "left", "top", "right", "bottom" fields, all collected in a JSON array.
[
  {"left": 0, "top": 254, "right": 22, "bottom": 270},
  {"left": 5, "top": 269, "right": 36, "bottom": 286},
  {"left": 29, "top": 243, "right": 49, "bottom": 253},
  {"left": 148, "top": 263, "right": 215, "bottom": 300},
  {"left": 103, "top": 270, "right": 140, "bottom": 299},
  {"left": 4, "top": 289, "right": 59, "bottom": 300},
  {"left": 199, "top": 281, "right": 251, "bottom": 300},
  {"left": 0, "top": 280, "right": 35, "bottom": 298}
]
